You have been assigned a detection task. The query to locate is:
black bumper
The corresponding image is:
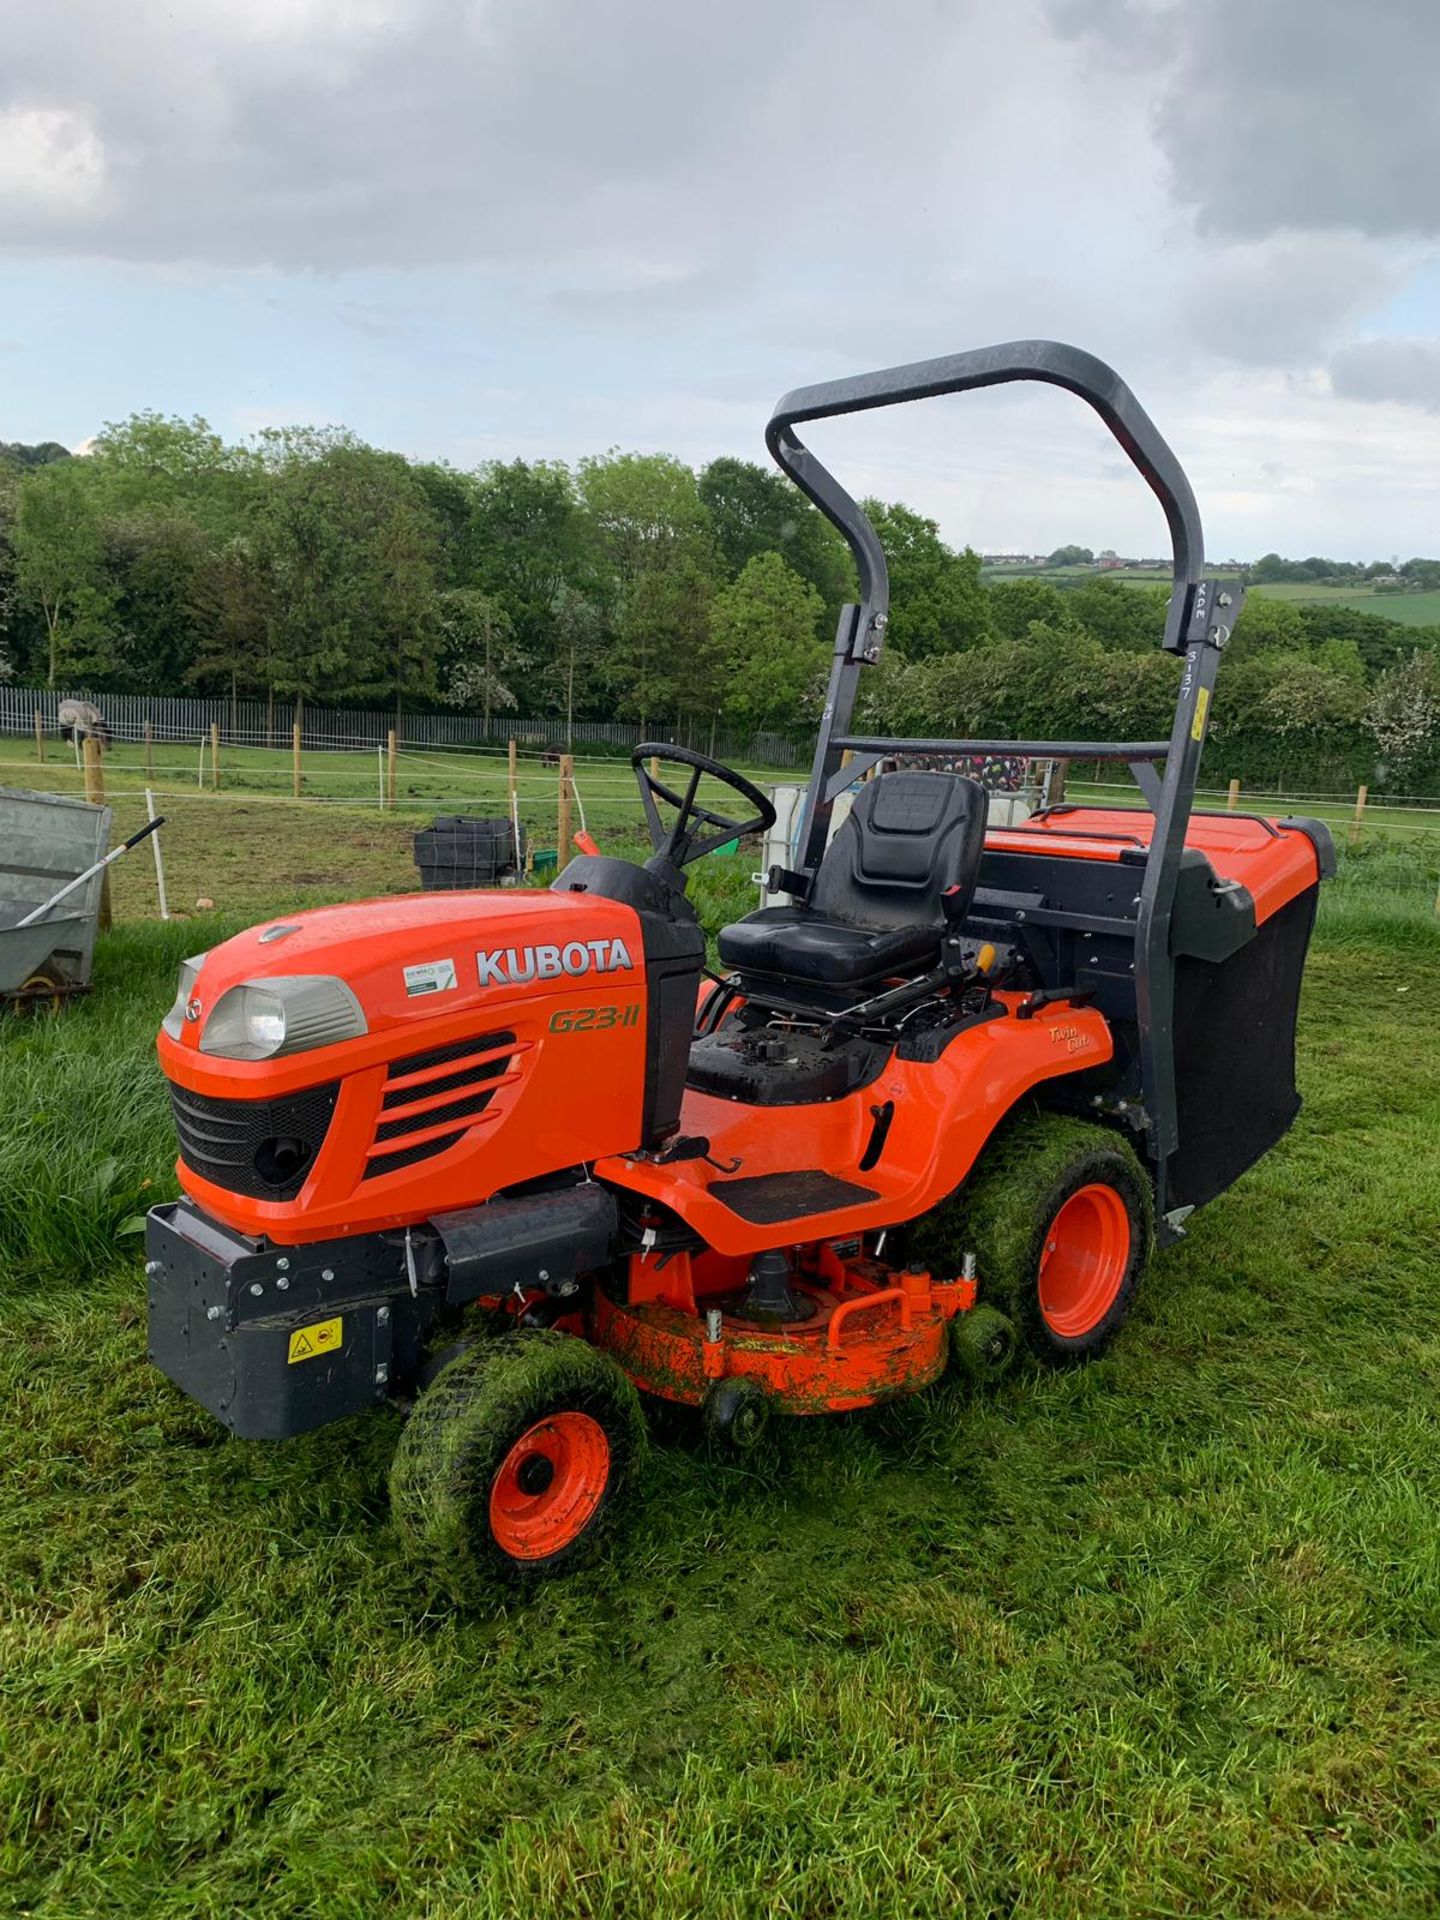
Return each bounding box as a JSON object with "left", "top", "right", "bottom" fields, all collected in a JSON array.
[
  {"left": 145, "top": 1184, "right": 622, "bottom": 1441},
  {"left": 145, "top": 1202, "right": 439, "bottom": 1440}
]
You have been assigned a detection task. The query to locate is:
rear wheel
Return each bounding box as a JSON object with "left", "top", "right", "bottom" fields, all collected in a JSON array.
[
  {"left": 913, "top": 1110, "right": 1152, "bottom": 1365},
  {"left": 389, "top": 1329, "right": 647, "bottom": 1605}
]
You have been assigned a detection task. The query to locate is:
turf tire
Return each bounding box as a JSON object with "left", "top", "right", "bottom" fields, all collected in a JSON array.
[
  {"left": 389, "top": 1328, "right": 647, "bottom": 1605},
  {"left": 912, "top": 1108, "right": 1153, "bottom": 1366}
]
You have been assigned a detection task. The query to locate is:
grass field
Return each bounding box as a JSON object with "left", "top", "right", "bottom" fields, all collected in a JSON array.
[
  {"left": 1248, "top": 584, "right": 1440, "bottom": 626},
  {"left": 979, "top": 565, "right": 1440, "bottom": 627},
  {"left": 3, "top": 770, "right": 1440, "bottom": 1915}
]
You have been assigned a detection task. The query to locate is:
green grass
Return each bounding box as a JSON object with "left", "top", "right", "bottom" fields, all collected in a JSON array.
[
  {"left": 2, "top": 804, "right": 1440, "bottom": 1915},
  {"left": 978, "top": 565, "right": 1440, "bottom": 627},
  {"left": 1247, "top": 584, "right": 1440, "bottom": 625}
]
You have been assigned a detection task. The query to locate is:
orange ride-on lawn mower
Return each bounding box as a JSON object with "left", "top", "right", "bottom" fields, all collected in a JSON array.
[{"left": 146, "top": 342, "right": 1334, "bottom": 1603}]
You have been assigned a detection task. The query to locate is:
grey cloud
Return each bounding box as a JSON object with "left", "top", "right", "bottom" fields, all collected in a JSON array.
[
  {"left": 1178, "top": 235, "right": 1400, "bottom": 366},
  {"left": 0, "top": 0, "right": 987, "bottom": 273},
  {"left": 1330, "top": 338, "right": 1440, "bottom": 410},
  {"left": 1050, "top": 0, "right": 1440, "bottom": 240}
]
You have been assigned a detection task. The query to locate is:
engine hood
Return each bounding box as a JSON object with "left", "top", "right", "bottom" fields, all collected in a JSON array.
[{"left": 163, "top": 887, "right": 646, "bottom": 1092}]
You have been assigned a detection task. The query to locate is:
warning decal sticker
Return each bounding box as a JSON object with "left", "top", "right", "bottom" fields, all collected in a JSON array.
[{"left": 288, "top": 1316, "right": 343, "bottom": 1364}]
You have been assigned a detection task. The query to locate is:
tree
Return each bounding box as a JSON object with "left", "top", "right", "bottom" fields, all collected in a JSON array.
[
  {"left": 986, "top": 577, "right": 1073, "bottom": 643},
  {"left": 12, "top": 457, "right": 114, "bottom": 685},
  {"left": 1296, "top": 602, "right": 1420, "bottom": 680},
  {"left": 1226, "top": 592, "right": 1307, "bottom": 661},
  {"left": 711, "top": 553, "right": 825, "bottom": 736},
  {"left": 577, "top": 452, "right": 713, "bottom": 585},
  {"left": 607, "top": 556, "right": 718, "bottom": 736},
  {"left": 1046, "top": 544, "right": 1094, "bottom": 567},
  {"left": 258, "top": 441, "right": 441, "bottom": 712},
  {"left": 698, "top": 456, "right": 853, "bottom": 617},
  {"left": 465, "top": 460, "right": 588, "bottom": 674},
  {"left": 407, "top": 462, "right": 476, "bottom": 587},
  {"left": 0, "top": 441, "right": 71, "bottom": 474},
  {"left": 439, "top": 589, "right": 524, "bottom": 728},
  {"left": 90, "top": 412, "right": 261, "bottom": 539},
  {"left": 1063, "top": 578, "right": 1166, "bottom": 653},
  {"left": 1366, "top": 651, "right": 1440, "bottom": 785},
  {"left": 551, "top": 587, "right": 606, "bottom": 747},
  {"left": 0, "top": 464, "right": 19, "bottom": 679},
  {"left": 102, "top": 506, "right": 210, "bottom": 690},
  {"left": 189, "top": 535, "right": 274, "bottom": 712},
  {"left": 860, "top": 500, "right": 991, "bottom": 659}
]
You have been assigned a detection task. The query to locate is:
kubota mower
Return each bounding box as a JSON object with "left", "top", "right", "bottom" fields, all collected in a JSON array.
[{"left": 146, "top": 342, "right": 1334, "bottom": 1602}]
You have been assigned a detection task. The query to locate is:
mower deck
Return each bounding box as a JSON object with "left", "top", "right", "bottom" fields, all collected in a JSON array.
[{"left": 595, "top": 1245, "right": 968, "bottom": 1412}]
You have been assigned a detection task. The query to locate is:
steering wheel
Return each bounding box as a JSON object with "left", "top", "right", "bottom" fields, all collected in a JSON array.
[{"left": 632, "top": 743, "right": 777, "bottom": 869}]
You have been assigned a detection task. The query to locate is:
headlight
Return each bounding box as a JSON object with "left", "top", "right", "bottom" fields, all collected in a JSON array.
[
  {"left": 199, "top": 976, "right": 367, "bottom": 1061},
  {"left": 161, "top": 953, "right": 209, "bottom": 1040}
]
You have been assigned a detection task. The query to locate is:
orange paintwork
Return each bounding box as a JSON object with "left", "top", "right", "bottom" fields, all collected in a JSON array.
[
  {"left": 596, "top": 991, "right": 1113, "bottom": 1257},
  {"left": 161, "top": 890, "right": 651, "bottom": 1244},
  {"left": 594, "top": 1242, "right": 970, "bottom": 1412},
  {"left": 1037, "top": 1181, "right": 1132, "bottom": 1338},
  {"left": 488, "top": 1412, "right": 612, "bottom": 1559},
  {"left": 985, "top": 806, "right": 1321, "bottom": 925}
]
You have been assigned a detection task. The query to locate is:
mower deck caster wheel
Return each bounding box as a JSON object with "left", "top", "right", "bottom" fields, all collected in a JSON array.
[
  {"left": 949, "top": 1306, "right": 1017, "bottom": 1385},
  {"left": 702, "top": 1376, "right": 770, "bottom": 1452}
]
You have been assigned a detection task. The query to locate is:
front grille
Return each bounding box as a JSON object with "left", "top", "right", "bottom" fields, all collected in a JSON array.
[
  {"left": 362, "top": 1029, "right": 518, "bottom": 1181},
  {"left": 388, "top": 1031, "right": 515, "bottom": 1080},
  {"left": 169, "top": 1081, "right": 339, "bottom": 1201},
  {"left": 364, "top": 1132, "right": 466, "bottom": 1180}
]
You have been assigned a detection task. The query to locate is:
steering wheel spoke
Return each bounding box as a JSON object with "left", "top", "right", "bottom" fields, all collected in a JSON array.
[{"left": 632, "top": 743, "right": 778, "bottom": 870}]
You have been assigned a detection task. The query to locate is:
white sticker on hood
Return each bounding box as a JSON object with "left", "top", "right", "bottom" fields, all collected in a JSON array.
[{"left": 404, "top": 958, "right": 458, "bottom": 997}]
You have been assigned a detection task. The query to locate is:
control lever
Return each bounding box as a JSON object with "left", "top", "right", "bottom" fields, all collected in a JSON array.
[{"left": 940, "top": 884, "right": 970, "bottom": 986}]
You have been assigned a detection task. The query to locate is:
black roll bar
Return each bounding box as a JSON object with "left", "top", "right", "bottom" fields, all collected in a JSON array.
[
  {"left": 765, "top": 338, "right": 1205, "bottom": 658},
  {"left": 833, "top": 735, "right": 1171, "bottom": 759},
  {"left": 763, "top": 340, "right": 1242, "bottom": 1233}
]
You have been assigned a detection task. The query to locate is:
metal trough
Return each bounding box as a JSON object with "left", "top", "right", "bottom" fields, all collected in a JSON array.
[{"left": 0, "top": 787, "right": 111, "bottom": 1002}]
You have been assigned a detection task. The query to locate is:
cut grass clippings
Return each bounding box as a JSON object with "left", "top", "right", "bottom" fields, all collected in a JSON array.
[{"left": 1, "top": 814, "right": 1439, "bottom": 1916}]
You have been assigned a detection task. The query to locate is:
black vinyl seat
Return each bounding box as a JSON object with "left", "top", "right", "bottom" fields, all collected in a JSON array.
[{"left": 717, "top": 770, "right": 989, "bottom": 989}]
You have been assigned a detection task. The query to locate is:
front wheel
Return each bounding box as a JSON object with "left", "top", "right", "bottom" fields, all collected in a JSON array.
[
  {"left": 389, "top": 1329, "right": 648, "bottom": 1605},
  {"left": 915, "top": 1111, "right": 1153, "bottom": 1365}
]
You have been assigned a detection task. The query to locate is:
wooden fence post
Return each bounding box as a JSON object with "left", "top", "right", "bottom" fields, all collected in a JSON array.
[
  {"left": 558, "top": 753, "right": 574, "bottom": 857},
  {"left": 33, "top": 709, "right": 44, "bottom": 763},
  {"left": 82, "top": 733, "right": 111, "bottom": 932},
  {"left": 1350, "top": 783, "right": 1368, "bottom": 846},
  {"left": 144, "top": 718, "right": 155, "bottom": 786},
  {"left": 649, "top": 754, "right": 661, "bottom": 786},
  {"left": 1227, "top": 778, "right": 1241, "bottom": 811},
  {"left": 209, "top": 721, "right": 221, "bottom": 791},
  {"left": 293, "top": 722, "right": 302, "bottom": 799},
  {"left": 507, "top": 738, "right": 519, "bottom": 864},
  {"left": 387, "top": 728, "right": 397, "bottom": 809}
]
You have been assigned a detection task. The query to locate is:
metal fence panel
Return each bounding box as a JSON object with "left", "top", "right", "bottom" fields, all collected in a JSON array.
[{"left": 0, "top": 686, "right": 800, "bottom": 767}]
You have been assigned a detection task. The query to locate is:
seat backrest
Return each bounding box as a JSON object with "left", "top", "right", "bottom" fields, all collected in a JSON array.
[{"left": 810, "top": 770, "right": 988, "bottom": 931}]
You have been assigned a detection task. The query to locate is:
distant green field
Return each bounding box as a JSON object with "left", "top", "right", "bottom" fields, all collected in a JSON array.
[
  {"left": 980, "top": 565, "right": 1440, "bottom": 627},
  {"left": 1248, "top": 583, "right": 1440, "bottom": 625}
]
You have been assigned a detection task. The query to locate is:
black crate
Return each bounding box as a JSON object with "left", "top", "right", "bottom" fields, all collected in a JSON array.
[{"left": 413, "top": 816, "right": 525, "bottom": 890}]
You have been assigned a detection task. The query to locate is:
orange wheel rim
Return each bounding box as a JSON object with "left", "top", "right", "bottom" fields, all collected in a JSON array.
[
  {"left": 1037, "top": 1183, "right": 1132, "bottom": 1338},
  {"left": 489, "top": 1411, "right": 611, "bottom": 1560}
]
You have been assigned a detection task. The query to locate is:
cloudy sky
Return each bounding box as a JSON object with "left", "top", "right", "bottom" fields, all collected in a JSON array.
[{"left": 2, "top": 0, "right": 1437, "bottom": 559}]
